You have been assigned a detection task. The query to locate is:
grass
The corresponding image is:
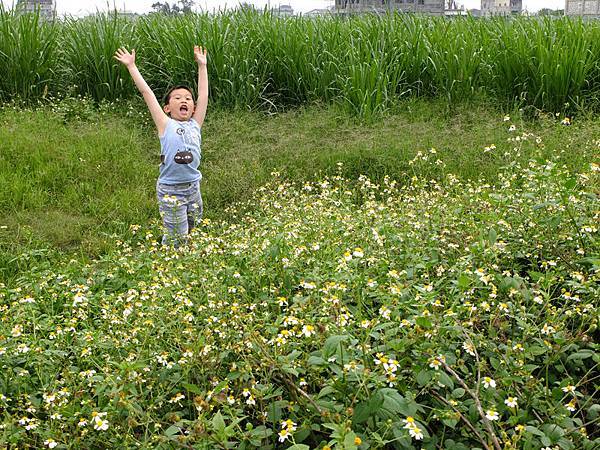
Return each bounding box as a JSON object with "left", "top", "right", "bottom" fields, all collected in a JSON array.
[
  {"left": 1, "top": 98, "right": 599, "bottom": 282},
  {"left": 2, "top": 8, "right": 600, "bottom": 117}
]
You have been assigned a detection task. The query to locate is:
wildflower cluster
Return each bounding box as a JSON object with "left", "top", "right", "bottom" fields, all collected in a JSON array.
[{"left": 0, "top": 145, "right": 598, "bottom": 448}]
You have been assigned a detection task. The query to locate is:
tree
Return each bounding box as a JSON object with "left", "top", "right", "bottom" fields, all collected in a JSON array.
[
  {"left": 537, "top": 8, "right": 564, "bottom": 16},
  {"left": 151, "top": 1, "right": 195, "bottom": 15}
]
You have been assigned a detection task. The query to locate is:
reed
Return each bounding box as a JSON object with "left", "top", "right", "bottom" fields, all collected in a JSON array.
[{"left": 1, "top": 8, "right": 600, "bottom": 117}]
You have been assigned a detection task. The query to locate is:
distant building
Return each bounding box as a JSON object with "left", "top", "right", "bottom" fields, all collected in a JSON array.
[
  {"left": 445, "top": 0, "right": 466, "bottom": 15},
  {"left": 334, "top": 0, "right": 446, "bottom": 16},
  {"left": 565, "top": 0, "right": 600, "bottom": 18},
  {"left": 272, "top": 4, "right": 294, "bottom": 17},
  {"left": 16, "top": 0, "right": 55, "bottom": 18},
  {"left": 305, "top": 8, "right": 332, "bottom": 17},
  {"left": 481, "top": 0, "right": 522, "bottom": 16},
  {"left": 116, "top": 10, "right": 140, "bottom": 19}
]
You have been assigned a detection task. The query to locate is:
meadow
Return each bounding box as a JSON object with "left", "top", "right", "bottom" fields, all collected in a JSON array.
[
  {"left": 1, "top": 7, "right": 599, "bottom": 450},
  {"left": 1, "top": 121, "right": 598, "bottom": 448}
]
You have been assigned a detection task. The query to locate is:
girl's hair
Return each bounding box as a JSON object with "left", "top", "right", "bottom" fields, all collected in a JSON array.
[{"left": 163, "top": 85, "right": 195, "bottom": 105}]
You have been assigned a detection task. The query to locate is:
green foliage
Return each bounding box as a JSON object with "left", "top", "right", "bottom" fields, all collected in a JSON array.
[
  {"left": 1, "top": 99, "right": 599, "bottom": 281},
  {"left": 0, "top": 151, "right": 598, "bottom": 448},
  {"left": 1, "top": 8, "right": 600, "bottom": 117},
  {"left": 0, "top": 5, "right": 59, "bottom": 101}
]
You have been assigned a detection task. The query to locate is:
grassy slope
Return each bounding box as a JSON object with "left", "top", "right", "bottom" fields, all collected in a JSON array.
[{"left": 1, "top": 100, "right": 598, "bottom": 280}]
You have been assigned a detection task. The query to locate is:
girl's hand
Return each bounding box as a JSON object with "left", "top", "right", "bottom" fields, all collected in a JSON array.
[
  {"left": 114, "top": 47, "right": 136, "bottom": 68},
  {"left": 194, "top": 46, "right": 207, "bottom": 66}
]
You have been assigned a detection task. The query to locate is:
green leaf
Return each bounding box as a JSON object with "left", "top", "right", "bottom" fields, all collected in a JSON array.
[
  {"left": 416, "top": 369, "right": 431, "bottom": 386},
  {"left": 563, "top": 177, "right": 577, "bottom": 191},
  {"left": 452, "top": 388, "right": 465, "bottom": 398},
  {"left": 457, "top": 274, "right": 471, "bottom": 289},
  {"left": 416, "top": 316, "right": 432, "bottom": 329},
  {"left": 317, "top": 385, "right": 336, "bottom": 398},
  {"left": 212, "top": 411, "right": 226, "bottom": 433},
  {"left": 587, "top": 404, "right": 600, "bottom": 420},
  {"left": 307, "top": 355, "right": 327, "bottom": 366},
  {"left": 165, "top": 425, "right": 180, "bottom": 438},
  {"left": 566, "top": 350, "right": 594, "bottom": 361},
  {"left": 525, "top": 426, "right": 545, "bottom": 437},
  {"left": 377, "top": 388, "right": 416, "bottom": 418},
  {"left": 266, "top": 400, "right": 286, "bottom": 423},
  {"left": 557, "top": 437, "right": 574, "bottom": 450},
  {"left": 488, "top": 228, "right": 497, "bottom": 245},
  {"left": 286, "top": 445, "right": 310, "bottom": 450},
  {"left": 182, "top": 382, "right": 203, "bottom": 395},
  {"left": 442, "top": 418, "right": 458, "bottom": 428},
  {"left": 438, "top": 372, "right": 454, "bottom": 389},
  {"left": 343, "top": 431, "right": 359, "bottom": 449},
  {"left": 353, "top": 391, "right": 384, "bottom": 424},
  {"left": 323, "top": 335, "right": 348, "bottom": 358}
]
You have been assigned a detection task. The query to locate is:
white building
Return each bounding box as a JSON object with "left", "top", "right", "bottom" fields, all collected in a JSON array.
[
  {"left": 16, "top": 0, "right": 54, "bottom": 18},
  {"left": 334, "top": 0, "right": 446, "bottom": 16},
  {"left": 565, "top": 0, "right": 600, "bottom": 17},
  {"left": 481, "top": 0, "right": 522, "bottom": 16},
  {"left": 305, "top": 8, "right": 332, "bottom": 17},
  {"left": 272, "top": 4, "right": 294, "bottom": 16}
]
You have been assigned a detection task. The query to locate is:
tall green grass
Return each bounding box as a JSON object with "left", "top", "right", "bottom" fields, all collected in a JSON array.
[
  {"left": 1, "top": 7, "right": 600, "bottom": 116},
  {"left": 0, "top": 6, "right": 58, "bottom": 100}
]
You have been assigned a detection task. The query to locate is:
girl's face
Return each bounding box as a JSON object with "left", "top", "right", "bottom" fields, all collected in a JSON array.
[{"left": 164, "top": 88, "right": 195, "bottom": 121}]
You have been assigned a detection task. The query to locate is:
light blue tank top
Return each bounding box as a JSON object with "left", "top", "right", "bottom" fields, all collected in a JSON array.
[{"left": 158, "top": 118, "right": 202, "bottom": 185}]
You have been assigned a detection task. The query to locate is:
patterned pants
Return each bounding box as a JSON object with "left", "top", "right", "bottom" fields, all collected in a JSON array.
[{"left": 156, "top": 180, "right": 203, "bottom": 246}]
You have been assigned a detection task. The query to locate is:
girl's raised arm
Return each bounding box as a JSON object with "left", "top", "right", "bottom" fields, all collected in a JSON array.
[{"left": 114, "top": 48, "right": 168, "bottom": 136}]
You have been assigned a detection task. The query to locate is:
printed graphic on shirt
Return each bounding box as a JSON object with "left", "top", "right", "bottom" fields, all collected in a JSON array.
[{"left": 174, "top": 150, "right": 193, "bottom": 164}]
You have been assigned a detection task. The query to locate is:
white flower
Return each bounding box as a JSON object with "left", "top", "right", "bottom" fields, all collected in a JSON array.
[
  {"left": 281, "top": 419, "right": 297, "bottom": 432},
  {"left": 408, "top": 425, "right": 424, "bottom": 440},
  {"left": 462, "top": 342, "right": 476, "bottom": 356},
  {"left": 541, "top": 324, "right": 555, "bottom": 335},
  {"left": 403, "top": 416, "right": 417, "bottom": 429},
  {"left": 379, "top": 306, "right": 391, "bottom": 319},
  {"left": 504, "top": 397, "right": 518, "bottom": 408},
  {"left": 44, "top": 439, "right": 58, "bottom": 449},
  {"left": 301, "top": 324, "right": 315, "bottom": 337},
  {"left": 93, "top": 417, "right": 109, "bottom": 431},
  {"left": 565, "top": 400, "right": 576, "bottom": 412},
  {"left": 168, "top": 393, "right": 185, "bottom": 404},
  {"left": 482, "top": 377, "right": 496, "bottom": 389},
  {"left": 485, "top": 409, "right": 499, "bottom": 421},
  {"left": 508, "top": 125, "right": 516, "bottom": 132},
  {"left": 429, "top": 355, "right": 445, "bottom": 370},
  {"left": 278, "top": 428, "right": 291, "bottom": 442},
  {"left": 561, "top": 385, "right": 576, "bottom": 393}
]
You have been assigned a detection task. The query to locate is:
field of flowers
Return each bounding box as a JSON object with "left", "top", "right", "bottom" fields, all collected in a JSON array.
[{"left": 1, "top": 122, "right": 598, "bottom": 448}]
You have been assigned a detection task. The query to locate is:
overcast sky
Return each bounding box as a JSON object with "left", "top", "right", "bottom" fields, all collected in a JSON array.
[{"left": 1, "top": 1, "right": 566, "bottom": 15}]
